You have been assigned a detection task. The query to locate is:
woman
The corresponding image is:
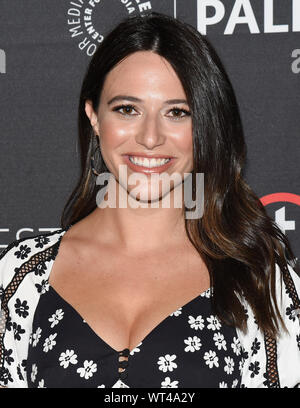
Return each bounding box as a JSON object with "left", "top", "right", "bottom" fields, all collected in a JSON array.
[{"left": 0, "top": 12, "right": 299, "bottom": 388}]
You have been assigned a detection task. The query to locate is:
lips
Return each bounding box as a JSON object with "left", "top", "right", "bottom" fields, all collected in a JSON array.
[
  {"left": 123, "top": 154, "right": 175, "bottom": 174},
  {"left": 123, "top": 152, "right": 175, "bottom": 159}
]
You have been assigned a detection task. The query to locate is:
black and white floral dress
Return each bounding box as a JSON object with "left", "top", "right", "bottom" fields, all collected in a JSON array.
[
  {"left": 0, "top": 225, "right": 300, "bottom": 388},
  {"left": 26, "top": 282, "right": 243, "bottom": 388}
]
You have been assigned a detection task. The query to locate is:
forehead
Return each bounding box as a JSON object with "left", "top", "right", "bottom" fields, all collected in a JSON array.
[{"left": 102, "top": 51, "right": 186, "bottom": 97}]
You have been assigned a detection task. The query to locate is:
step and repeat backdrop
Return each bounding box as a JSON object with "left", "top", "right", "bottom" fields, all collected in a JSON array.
[{"left": 0, "top": 0, "right": 299, "bottom": 260}]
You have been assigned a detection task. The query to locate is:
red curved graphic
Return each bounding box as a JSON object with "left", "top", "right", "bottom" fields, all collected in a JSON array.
[{"left": 260, "top": 192, "right": 300, "bottom": 207}]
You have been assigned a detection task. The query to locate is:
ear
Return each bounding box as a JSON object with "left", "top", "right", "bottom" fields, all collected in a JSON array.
[{"left": 85, "top": 100, "right": 100, "bottom": 135}]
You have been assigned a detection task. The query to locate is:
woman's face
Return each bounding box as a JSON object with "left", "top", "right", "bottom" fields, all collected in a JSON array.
[{"left": 85, "top": 50, "right": 193, "bottom": 204}]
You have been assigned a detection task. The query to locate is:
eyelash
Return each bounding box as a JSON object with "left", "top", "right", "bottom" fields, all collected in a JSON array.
[{"left": 112, "top": 104, "right": 191, "bottom": 119}]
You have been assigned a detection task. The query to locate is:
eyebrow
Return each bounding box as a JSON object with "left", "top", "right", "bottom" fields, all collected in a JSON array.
[{"left": 107, "top": 95, "right": 188, "bottom": 105}]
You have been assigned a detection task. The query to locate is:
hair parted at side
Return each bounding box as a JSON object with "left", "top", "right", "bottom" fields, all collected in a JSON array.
[{"left": 61, "top": 11, "right": 299, "bottom": 338}]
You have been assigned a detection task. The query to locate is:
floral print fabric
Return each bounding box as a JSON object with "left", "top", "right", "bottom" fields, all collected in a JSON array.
[
  {"left": 26, "top": 283, "right": 243, "bottom": 388},
  {"left": 0, "top": 226, "right": 300, "bottom": 388}
]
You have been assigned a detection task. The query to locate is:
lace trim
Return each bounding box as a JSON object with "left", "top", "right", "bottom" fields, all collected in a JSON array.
[
  {"left": 282, "top": 264, "right": 300, "bottom": 317},
  {"left": 264, "top": 263, "right": 300, "bottom": 388},
  {"left": 264, "top": 333, "right": 280, "bottom": 388},
  {"left": 0, "top": 242, "right": 59, "bottom": 372}
]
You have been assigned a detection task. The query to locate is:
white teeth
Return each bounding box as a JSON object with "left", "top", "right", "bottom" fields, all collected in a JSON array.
[{"left": 129, "top": 156, "right": 171, "bottom": 168}]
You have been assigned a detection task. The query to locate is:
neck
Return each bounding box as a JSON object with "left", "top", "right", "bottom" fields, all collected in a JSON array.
[{"left": 89, "top": 178, "right": 188, "bottom": 252}]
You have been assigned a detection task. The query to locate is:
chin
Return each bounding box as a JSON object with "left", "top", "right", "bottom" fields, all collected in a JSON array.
[
  {"left": 128, "top": 185, "right": 177, "bottom": 206},
  {"left": 128, "top": 189, "right": 161, "bottom": 204}
]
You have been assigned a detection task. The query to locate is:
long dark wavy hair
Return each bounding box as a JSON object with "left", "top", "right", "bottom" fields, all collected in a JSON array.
[{"left": 61, "top": 11, "right": 298, "bottom": 338}]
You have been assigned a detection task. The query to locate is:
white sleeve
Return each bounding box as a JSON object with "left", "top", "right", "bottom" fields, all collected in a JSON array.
[
  {"left": 275, "top": 263, "right": 300, "bottom": 387},
  {"left": 237, "top": 262, "right": 300, "bottom": 388},
  {"left": 0, "top": 242, "right": 27, "bottom": 388}
]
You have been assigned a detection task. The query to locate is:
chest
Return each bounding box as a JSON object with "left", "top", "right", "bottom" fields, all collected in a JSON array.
[
  {"left": 48, "top": 242, "right": 210, "bottom": 353},
  {"left": 27, "top": 280, "right": 243, "bottom": 388}
]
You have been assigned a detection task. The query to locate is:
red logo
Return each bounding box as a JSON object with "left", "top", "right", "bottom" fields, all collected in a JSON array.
[
  {"left": 260, "top": 192, "right": 299, "bottom": 235},
  {"left": 260, "top": 193, "right": 300, "bottom": 207}
]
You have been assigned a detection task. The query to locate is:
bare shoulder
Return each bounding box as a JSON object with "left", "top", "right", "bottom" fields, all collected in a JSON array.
[{"left": 48, "top": 219, "right": 106, "bottom": 287}]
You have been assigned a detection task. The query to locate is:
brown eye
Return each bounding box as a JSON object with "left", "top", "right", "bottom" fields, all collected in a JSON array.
[
  {"left": 122, "top": 106, "right": 134, "bottom": 114},
  {"left": 172, "top": 109, "right": 183, "bottom": 117},
  {"left": 168, "top": 107, "right": 191, "bottom": 119},
  {"left": 112, "top": 104, "right": 137, "bottom": 115}
]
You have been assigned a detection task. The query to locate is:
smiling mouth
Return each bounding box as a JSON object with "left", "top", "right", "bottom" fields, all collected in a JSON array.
[
  {"left": 122, "top": 155, "right": 175, "bottom": 174},
  {"left": 128, "top": 156, "right": 171, "bottom": 168}
]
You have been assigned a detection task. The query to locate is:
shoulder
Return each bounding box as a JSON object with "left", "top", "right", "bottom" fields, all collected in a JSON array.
[
  {"left": 0, "top": 226, "right": 70, "bottom": 388},
  {"left": 0, "top": 227, "right": 68, "bottom": 294},
  {"left": 275, "top": 261, "right": 300, "bottom": 315},
  {"left": 236, "top": 260, "right": 300, "bottom": 388},
  {"left": 274, "top": 261, "right": 300, "bottom": 387}
]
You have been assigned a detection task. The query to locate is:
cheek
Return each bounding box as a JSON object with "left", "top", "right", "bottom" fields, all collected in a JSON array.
[
  {"left": 175, "top": 126, "right": 193, "bottom": 156},
  {"left": 176, "top": 127, "right": 193, "bottom": 173},
  {"left": 99, "top": 118, "right": 130, "bottom": 151}
]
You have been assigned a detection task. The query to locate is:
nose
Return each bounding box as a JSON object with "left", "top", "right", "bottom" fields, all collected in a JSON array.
[{"left": 134, "top": 112, "right": 166, "bottom": 150}]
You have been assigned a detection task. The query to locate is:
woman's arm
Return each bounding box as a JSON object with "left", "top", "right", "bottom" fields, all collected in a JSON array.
[
  {"left": 237, "top": 262, "right": 300, "bottom": 388},
  {"left": 275, "top": 262, "right": 300, "bottom": 387}
]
